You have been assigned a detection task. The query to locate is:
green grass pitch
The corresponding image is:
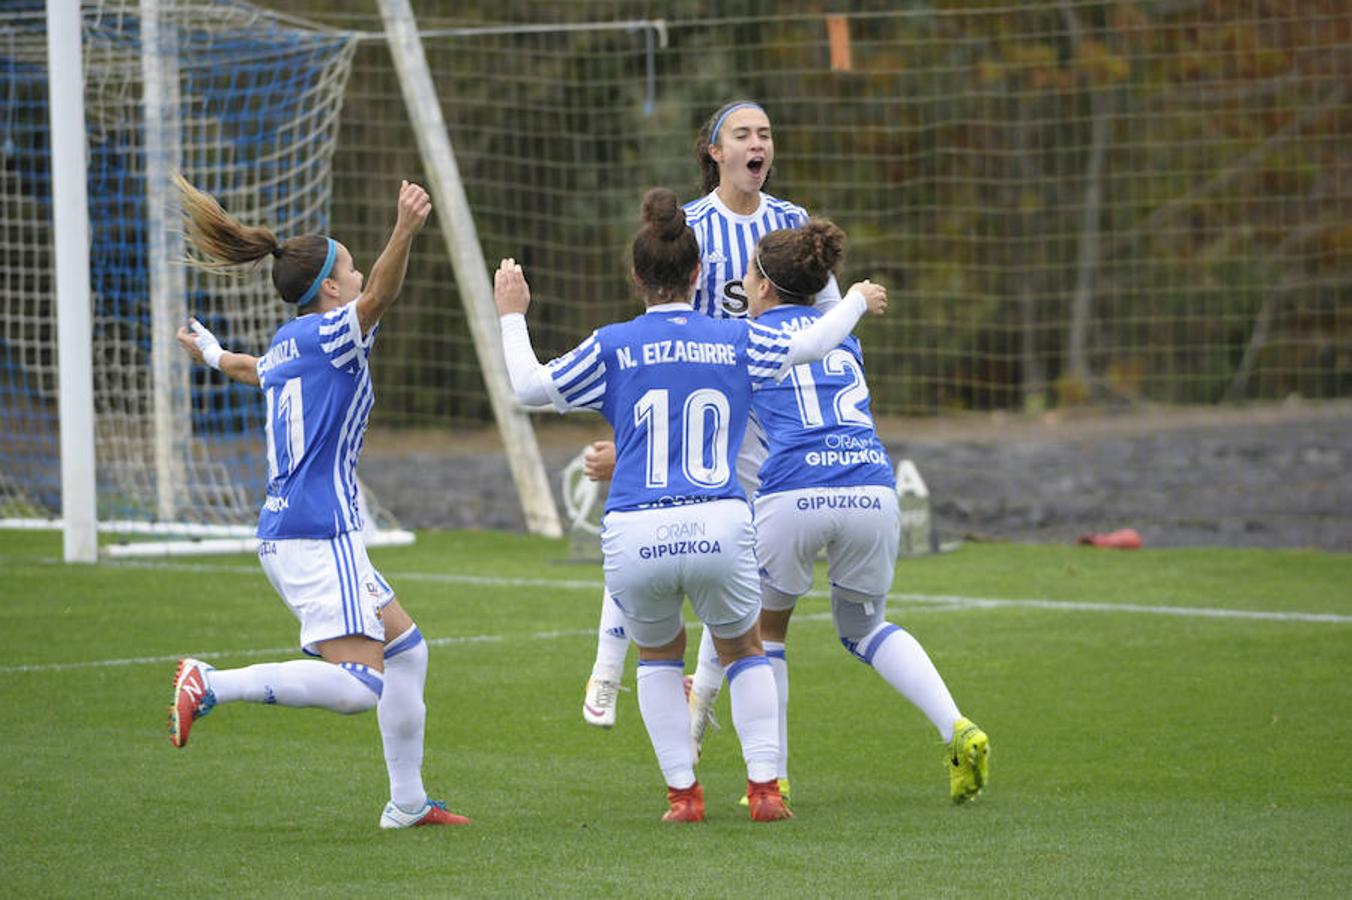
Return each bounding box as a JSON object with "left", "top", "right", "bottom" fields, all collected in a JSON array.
[{"left": 1, "top": 529, "right": 1349, "bottom": 897}]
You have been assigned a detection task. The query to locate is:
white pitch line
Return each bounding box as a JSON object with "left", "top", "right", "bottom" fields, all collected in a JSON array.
[
  {"left": 96, "top": 558, "right": 1352, "bottom": 624},
  {"left": 1, "top": 560, "right": 1345, "bottom": 676}
]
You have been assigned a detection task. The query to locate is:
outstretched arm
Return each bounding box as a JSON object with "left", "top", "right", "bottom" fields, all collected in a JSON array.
[
  {"left": 177, "top": 319, "right": 260, "bottom": 387},
  {"left": 784, "top": 279, "right": 887, "bottom": 366},
  {"left": 355, "top": 180, "right": 432, "bottom": 335}
]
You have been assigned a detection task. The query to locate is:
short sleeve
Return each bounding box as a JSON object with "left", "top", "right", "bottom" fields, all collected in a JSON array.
[
  {"left": 743, "top": 321, "right": 793, "bottom": 387},
  {"left": 318, "top": 300, "right": 366, "bottom": 370},
  {"left": 544, "top": 332, "right": 607, "bottom": 411}
]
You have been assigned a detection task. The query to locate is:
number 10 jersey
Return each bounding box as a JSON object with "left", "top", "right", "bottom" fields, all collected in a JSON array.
[{"left": 541, "top": 304, "right": 793, "bottom": 514}]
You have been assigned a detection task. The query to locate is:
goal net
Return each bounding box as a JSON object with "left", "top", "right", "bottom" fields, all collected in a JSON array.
[{"left": 2, "top": 1, "right": 407, "bottom": 549}]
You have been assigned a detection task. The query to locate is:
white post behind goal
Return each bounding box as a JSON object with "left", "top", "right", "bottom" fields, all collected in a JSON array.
[
  {"left": 140, "top": 0, "right": 191, "bottom": 525},
  {"left": 377, "top": 0, "right": 562, "bottom": 539}
]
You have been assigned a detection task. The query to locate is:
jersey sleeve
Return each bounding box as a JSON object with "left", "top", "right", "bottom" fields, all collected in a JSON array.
[
  {"left": 812, "top": 273, "right": 843, "bottom": 313},
  {"left": 318, "top": 299, "right": 368, "bottom": 371},
  {"left": 543, "top": 332, "right": 607, "bottom": 411},
  {"left": 743, "top": 321, "right": 794, "bottom": 387}
]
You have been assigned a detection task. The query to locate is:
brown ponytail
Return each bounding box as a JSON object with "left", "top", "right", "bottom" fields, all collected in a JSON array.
[
  {"left": 631, "top": 188, "right": 700, "bottom": 304},
  {"left": 174, "top": 172, "right": 335, "bottom": 306}
]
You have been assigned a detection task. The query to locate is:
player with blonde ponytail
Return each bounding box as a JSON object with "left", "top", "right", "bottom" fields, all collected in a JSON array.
[{"left": 166, "top": 175, "right": 472, "bottom": 829}]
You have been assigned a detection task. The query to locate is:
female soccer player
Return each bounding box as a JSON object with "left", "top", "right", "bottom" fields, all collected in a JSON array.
[
  {"left": 744, "top": 219, "right": 989, "bottom": 803},
  {"left": 496, "top": 188, "right": 886, "bottom": 821},
  {"left": 166, "top": 175, "right": 470, "bottom": 829},
  {"left": 583, "top": 100, "right": 840, "bottom": 737}
]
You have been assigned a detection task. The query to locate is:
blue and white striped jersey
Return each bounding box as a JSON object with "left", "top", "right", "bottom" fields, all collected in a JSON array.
[
  {"left": 683, "top": 191, "right": 811, "bottom": 318},
  {"left": 541, "top": 304, "right": 794, "bottom": 512},
  {"left": 752, "top": 305, "right": 894, "bottom": 495},
  {"left": 255, "top": 299, "right": 376, "bottom": 539}
]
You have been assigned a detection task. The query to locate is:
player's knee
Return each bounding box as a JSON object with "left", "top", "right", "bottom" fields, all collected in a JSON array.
[
  {"left": 831, "top": 587, "right": 887, "bottom": 662},
  {"left": 337, "top": 662, "right": 383, "bottom": 713}
]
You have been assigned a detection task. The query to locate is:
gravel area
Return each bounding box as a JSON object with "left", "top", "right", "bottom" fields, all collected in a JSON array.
[{"left": 361, "top": 400, "right": 1352, "bottom": 552}]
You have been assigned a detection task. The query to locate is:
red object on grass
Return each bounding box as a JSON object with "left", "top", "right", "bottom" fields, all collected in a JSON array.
[{"left": 1076, "top": 528, "right": 1143, "bottom": 549}]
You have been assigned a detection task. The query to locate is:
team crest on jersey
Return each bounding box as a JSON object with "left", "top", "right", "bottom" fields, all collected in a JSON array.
[{"left": 720, "top": 280, "right": 749, "bottom": 316}]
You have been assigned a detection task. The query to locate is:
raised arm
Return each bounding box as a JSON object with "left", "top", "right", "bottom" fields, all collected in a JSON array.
[
  {"left": 355, "top": 180, "right": 432, "bottom": 335},
  {"left": 494, "top": 258, "right": 555, "bottom": 408},
  {"left": 177, "top": 318, "right": 260, "bottom": 387},
  {"left": 784, "top": 279, "right": 887, "bottom": 366}
]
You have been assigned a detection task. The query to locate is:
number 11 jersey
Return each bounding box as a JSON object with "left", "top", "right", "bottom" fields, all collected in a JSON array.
[{"left": 255, "top": 300, "right": 376, "bottom": 539}]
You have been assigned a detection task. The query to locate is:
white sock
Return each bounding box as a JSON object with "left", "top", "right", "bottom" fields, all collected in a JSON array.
[
  {"left": 379, "top": 625, "right": 428, "bottom": 812},
  {"left": 208, "top": 659, "right": 381, "bottom": 714},
  {"left": 636, "top": 660, "right": 695, "bottom": 789},
  {"left": 864, "top": 624, "right": 962, "bottom": 739},
  {"left": 726, "top": 655, "right": 779, "bottom": 783},
  {"left": 689, "top": 625, "right": 725, "bottom": 695},
  {"left": 764, "top": 640, "right": 789, "bottom": 780},
  {"left": 591, "top": 588, "right": 630, "bottom": 679}
]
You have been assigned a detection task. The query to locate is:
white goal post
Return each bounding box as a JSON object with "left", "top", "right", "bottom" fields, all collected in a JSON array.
[{"left": 46, "top": 0, "right": 98, "bottom": 562}]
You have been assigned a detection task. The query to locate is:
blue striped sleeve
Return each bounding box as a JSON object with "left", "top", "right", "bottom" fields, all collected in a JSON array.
[
  {"left": 545, "top": 333, "right": 607, "bottom": 411},
  {"left": 319, "top": 300, "right": 366, "bottom": 371},
  {"left": 744, "top": 321, "right": 793, "bottom": 386}
]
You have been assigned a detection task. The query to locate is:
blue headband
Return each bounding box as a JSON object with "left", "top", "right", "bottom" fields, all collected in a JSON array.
[
  {"left": 293, "top": 237, "right": 337, "bottom": 306},
  {"left": 708, "top": 102, "right": 764, "bottom": 147}
]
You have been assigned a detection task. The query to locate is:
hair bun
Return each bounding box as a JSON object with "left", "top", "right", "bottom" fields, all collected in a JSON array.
[
  {"left": 802, "top": 218, "right": 845, "bottom": 272},
  {"left": 640, "top": 187, "right": 687, "bottom": 240}
]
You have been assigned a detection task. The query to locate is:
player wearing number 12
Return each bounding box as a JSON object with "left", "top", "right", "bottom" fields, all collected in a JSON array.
[
  {"left": 496, "top": 188, "right": 887, "bottom": 821},
  {"left": 166, "top": 175, "right": 469, "bottom": 829},
  {"left": 747, "top": 219, "right": 989, "bottom": 803}
]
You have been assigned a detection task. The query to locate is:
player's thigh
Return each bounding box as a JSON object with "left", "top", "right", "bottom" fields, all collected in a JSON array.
[
  {"left": 824, "top": 485, "right": 900, "bottom": 597},
  {"left": 600, "top": 508, "right": 686, "bottom": 647},
  {"left": 754, "top": 489, "right": 834, "bottom": 597},
  {"left": 381, "top": 598, "right": 413, "bottom": 641}
]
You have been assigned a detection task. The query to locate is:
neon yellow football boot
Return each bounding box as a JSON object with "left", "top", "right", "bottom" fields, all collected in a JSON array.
[{"left": 947, "top": 717, "right": 989, "bottom": 803}]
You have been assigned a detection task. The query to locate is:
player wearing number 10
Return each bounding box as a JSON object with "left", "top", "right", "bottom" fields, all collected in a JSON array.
[
  {"left": 165, "top": 175, "right": 469, "bottom": 829},
  {"left": 496, "top": 188, "right": 887, "bottom": 821}
]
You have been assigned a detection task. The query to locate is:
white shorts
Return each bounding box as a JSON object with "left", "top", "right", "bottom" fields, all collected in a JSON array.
[
  {"left": 754, "top": 485, "right": 899, "bottom": 605},
  {"left": 600, "top": 499, "right": 761, "bottom": 648},
  {"left": 258, "top": 532, "right": 395, "bottom": 655}
]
